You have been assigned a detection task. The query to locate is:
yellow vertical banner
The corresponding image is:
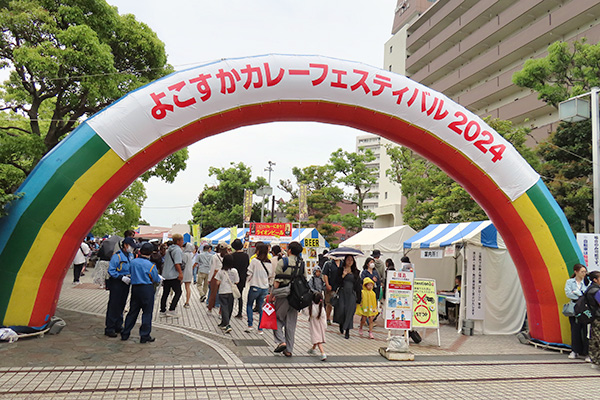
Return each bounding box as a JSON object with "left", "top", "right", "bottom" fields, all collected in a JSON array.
[
  {"left": 230, "top": 226, "right": 238, "bottom": 244},
  {"left": 192, "top": 224, "right": 200, "bottom": 245},
  {"left": 298, "top": 183, "right": 308, "bottom": 222},
  {"left": 243, "top": 189, "right": 253, "bottom": 223},
  {"left": 412, "top": 279, "right": 439, "bottom": 329}
]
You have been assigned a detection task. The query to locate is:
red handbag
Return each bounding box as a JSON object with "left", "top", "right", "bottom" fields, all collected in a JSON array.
[{"left": 259, "top": 301, "right": 277, "bottom": 330}]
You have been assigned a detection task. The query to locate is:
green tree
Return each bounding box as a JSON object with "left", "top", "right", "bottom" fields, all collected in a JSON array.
[
  {"left": 278, "top": 165, "right": 344, "bottom": 244},
  {"left": 513, "top": 39, "right": 597, "bottom": 232},
  {"left": 189, "top": 162, "right": 267, "bottom": 236},
  {"left": 537, "top": 120, "right": 592, "bottom": 232},
  {"left": 386, "top": 118, "right": 539, "bottom": 230},
  {"left": 328, "top": 148, "right": 377, "bottom": 232},
  {"left": 91, "top": 179, "right": 146, "bottom": 237},
  {"left": 0, "top": 0, "right": 188, "bottom": 215}
]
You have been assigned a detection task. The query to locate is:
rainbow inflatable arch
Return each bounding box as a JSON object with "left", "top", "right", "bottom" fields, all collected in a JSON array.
[{"left": 0, "top": 55, "right": 583, "bottom": 344}]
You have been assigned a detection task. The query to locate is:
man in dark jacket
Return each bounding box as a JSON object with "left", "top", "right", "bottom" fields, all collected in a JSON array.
[{"left": 586, "top": 270, "right": 600, "bottom": 369}]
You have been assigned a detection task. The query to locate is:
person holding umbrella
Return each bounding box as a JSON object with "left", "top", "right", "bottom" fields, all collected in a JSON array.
[{"left": 333, "top": 254, "right": 362, "bottom": 339}]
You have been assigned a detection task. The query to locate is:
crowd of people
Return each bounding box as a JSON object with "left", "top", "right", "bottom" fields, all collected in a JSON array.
[
  {"left": 75, "top": 232, "right": 402, "bottom": 360},
  {"left": 72, "top": 233, "right": 600, "bottom": 367}
]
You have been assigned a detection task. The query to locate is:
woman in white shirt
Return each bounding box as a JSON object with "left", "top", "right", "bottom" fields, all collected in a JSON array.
[
  {"left": 215, "top": 254, "right": 239, "bottom": 333},
  {"left": 245, "top": 243, "right": 273, "bottom": 333},
  {"left": 564, "top": 263, "right": 591, "bottom": 361}
]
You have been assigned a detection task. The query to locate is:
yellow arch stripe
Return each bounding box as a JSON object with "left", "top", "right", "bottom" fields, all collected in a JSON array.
[
  {"left": 512, "top": 194, "right": 571, "bottom": 343},
  {"left": 4, "top": 150, "right": 124, "bottom": 325}
]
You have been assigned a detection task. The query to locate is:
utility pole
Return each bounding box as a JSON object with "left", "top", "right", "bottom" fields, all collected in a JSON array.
[{"left": 264, "top": 161, "right": 276, "bottom": 223}]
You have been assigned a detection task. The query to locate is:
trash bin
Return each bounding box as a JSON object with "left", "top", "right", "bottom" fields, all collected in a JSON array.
[
  {"left": 462, "top": 319, "right": 474, "bottom": 336},
  {"left": 48, "top": 317, "right": 66, "bottom": 335}
]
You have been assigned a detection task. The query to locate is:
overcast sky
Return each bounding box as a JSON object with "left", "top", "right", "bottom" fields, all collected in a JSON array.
[{"left": 106, "top": 0, "right": 397, "bottom": 227}]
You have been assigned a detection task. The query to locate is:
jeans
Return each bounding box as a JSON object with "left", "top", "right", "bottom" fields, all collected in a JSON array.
[
  {"left": 218, "top": 293, "right": 234, "bottom": 327},
  {"left": 73, "top": 263, "right": 85, "bottom": 282},
  {"left": 246, "top": 286, "right": 268, "bottom": 328},
  {"left": 160, "top": 278, "right": 182, "bottom": 312}
]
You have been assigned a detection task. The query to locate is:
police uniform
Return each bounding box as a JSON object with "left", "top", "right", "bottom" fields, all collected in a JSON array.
[
  {"left": 105, "top": 249, "right": 133, "bottom": 336},
  {"left": 121, "top": 256, "right": 160, "bottom": 342}
]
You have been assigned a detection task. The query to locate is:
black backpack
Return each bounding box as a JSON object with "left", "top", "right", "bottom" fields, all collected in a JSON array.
[
  {"left": 574, "top": 287, "right": 596, "bottom": 324},
  {"left": 281, "top": 257, "right": 312, "bottom": 311}
]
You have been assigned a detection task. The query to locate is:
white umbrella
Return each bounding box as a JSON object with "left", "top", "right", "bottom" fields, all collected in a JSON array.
[{"left": 327, "top": 247, "right": 364, "bottom": 257}]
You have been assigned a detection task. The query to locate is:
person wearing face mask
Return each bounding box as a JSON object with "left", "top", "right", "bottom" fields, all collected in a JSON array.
[
  {"left": 104, "top": 236, "right": 138, "bottom": 337},
  {"left": 360, "top": 257, "right": 381, "bottom": 301}
]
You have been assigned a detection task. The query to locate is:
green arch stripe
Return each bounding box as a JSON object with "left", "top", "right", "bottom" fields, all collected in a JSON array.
[
  {"left": 0, "top": 132, "right": 110, "bottom": 319},
  {"left": 526, "top": 180, "right": 583, "bottom": 275}
]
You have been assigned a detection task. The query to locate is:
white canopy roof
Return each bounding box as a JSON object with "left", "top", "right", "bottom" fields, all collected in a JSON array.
[{"left": 340, "top": 225, "right": 417, "bottom": 253}]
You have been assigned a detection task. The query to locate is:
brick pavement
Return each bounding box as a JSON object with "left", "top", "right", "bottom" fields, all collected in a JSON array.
[{"left": 1, "top": 267, "right": 597, "bottom": 399}]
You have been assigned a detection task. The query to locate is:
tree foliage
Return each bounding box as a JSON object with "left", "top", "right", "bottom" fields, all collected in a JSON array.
[
  {"left": 190, "top": 162, "right": 267, "bottom": 236},
  {"left": 278, "top": 165, "right": 343, "bottom": 244},
  {"left": 0, "top": 0, "right": 189, "bottom": 224},
  {"left": 91, "top": 179, "right": 146, "bottom": 237},
  {"left": 387, "top": 118, "right": 539, "bottom": 230},
  {"left": 328, "top": 148, "right": 377, "bottom": 231},
  {"left": 513, "top": 39, "right": 598, "bottom": 232}
]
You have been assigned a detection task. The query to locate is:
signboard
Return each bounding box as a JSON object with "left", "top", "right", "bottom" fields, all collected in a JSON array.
[
  {"left": 299, "top": 183, "right": 308, "bottom": 222},
  {"left": 465, "top": 247, "right": 485, "bottom": 320},
  {"left": 421, "top": 249, "right": 443, "bottom": 259},
  {"left": 162, "top": 232, "right": 169, "bottom": 243},
  {"left": 412, "top": 279, "right": 439, "bottom": 328},
  {"left": 385, "top": 270, "right": 414, "bottom": 330},
  {"left": 303, "top": 238, "right": 319, "bottom": 248},
  {"left": 249, "top": 222, "right": 292, "bottom": 242},
  {"left": 444, "top": 246, "right": 455, "bottom": 258},
  {"left": 577, "top": 233, "right": 600, "bottom": 272},
  {"left": 243, "top": 189, "right": 253, "bottom": 223},
  {"left": 192, "top": 224, "right": 200, "bottom": 246}
]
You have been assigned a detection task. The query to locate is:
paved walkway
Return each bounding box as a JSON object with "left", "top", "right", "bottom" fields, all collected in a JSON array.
[{"left": 0, "top": 267, "right": 598, "bottom": 399}]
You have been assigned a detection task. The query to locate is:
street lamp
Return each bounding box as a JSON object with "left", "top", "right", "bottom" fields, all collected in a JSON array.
[{"left": 559, "top": 87, "right": 600, "bottom": 233}]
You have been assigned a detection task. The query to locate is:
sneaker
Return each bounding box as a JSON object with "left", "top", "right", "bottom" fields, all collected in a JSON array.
[
  {"left": 568, "top": 351, "right": 577, "bottom": 359},
  {"left": 159, "top": 311, "right": 167, "bottom": 317},
  {"left": 320, "top": 353, "right": 327, "bottom": 361},
  {"left": 585, "top": 356, "right": 592, "bottom": 363},
  {"left": 72, "top": 281, "right": 80, "bottom": 285},
  {"left": 358, "top": 327, "right": 363, "bottom": 336},
  {"left": 258, "top": 330, "right": 264, "bottom": 335},
  {"left": 244, "top": 327, "right": 254, "bottom": 333},
  {"left": 200, "top": 295, "right": 207, "bottom": 302},
  {"left": 235, "top": 314, "right": 243, "bottom": 319},
  {"left": 183, "top": 304, "right": 190, "bottom": 309},
  {"left": 166, "top": 310, "right": 178, "bottom": 317},
  {"left": 369, "top": 331, "right": 375, "bottom": 340},
  {"left": 307, "top": 348, "right": 315, "bottom": 355},
  {"left": 140, "top": 336, "right": 155, "bottom": 343},
  {"left": 224, "top": 326, "right": 232, "bottom": 333}
]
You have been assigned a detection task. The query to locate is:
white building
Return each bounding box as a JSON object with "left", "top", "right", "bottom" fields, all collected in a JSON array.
[{"left": 356, "top": 134, "right": 404, "bottom": 229}]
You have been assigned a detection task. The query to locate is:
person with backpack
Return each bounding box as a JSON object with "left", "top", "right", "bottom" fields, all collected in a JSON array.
[
  {"left": 159, "top": 233, "right": 184, "bottom": 317},
  {"left": 586, "top": 270, "right": 600, "bottom": 369},
  {"left": 269, "top": 241, "right": 306, "bottom": 357},
  {"left": 564, "top": 263, "right": 590, "bottom": 361}
]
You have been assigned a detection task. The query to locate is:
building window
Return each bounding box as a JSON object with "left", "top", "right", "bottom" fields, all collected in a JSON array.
[
  {"left": 389, "top": 65, "right": 392, "bottom": 71},
  {"left": 390, "top": 46, "right": 393, "bottom": 53},
  {"left": 385, "top": 192, "right": 388, "bottom": 199}
]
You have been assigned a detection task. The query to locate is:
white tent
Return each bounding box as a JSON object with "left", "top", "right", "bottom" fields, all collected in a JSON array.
[
  {"left": 403, "top": 221, "right": 526, "bottom": 335},
  {"left": 339, "top": 225, "right": 417, "bottom": 268}
]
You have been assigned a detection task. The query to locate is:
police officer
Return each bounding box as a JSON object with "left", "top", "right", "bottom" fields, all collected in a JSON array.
[
  {"left": 121, "top": 243, "right": 161, "bottom": 343},
  {"left": 104, "top": 237, "right": 137, "bottom": 337}
]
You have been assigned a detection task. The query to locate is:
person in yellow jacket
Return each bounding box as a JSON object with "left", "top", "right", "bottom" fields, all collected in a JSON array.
[{"left": 356, "top": 277, "right": 379, "bottom": 339}]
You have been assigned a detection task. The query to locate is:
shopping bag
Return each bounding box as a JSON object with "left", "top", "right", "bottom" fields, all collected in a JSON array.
[{"left": 259, "top": 301, "right": 277, "bottom": 330}]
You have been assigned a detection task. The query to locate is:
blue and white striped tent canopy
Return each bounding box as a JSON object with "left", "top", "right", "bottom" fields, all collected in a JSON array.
[
  {"left": 403, "top": 221, "right": 505, "bottom": 250},
  {"left": 202, "top": 227, "right": 330, "bottom": 247}
]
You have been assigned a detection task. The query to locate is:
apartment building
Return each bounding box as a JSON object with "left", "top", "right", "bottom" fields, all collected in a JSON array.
[
  {"left": 356, "top": 134, "right": 404, "bottom": 229},
  {"left": 384, "top": 0, "right": 600, "bottom": 144}
]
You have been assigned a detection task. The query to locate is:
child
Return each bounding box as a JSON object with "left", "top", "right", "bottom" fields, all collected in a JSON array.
[
  {"left": 308, "top": 266, "right": 326, "bottom": 294},
  {"left": 215, "top": 254, "right": 239, "bottom": 333},
  {"left": 306, "top": 292, "right": 327, "bottom": 361},
  {"left": 356, "top": 277, "right": 378, "bottom": 339}
]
